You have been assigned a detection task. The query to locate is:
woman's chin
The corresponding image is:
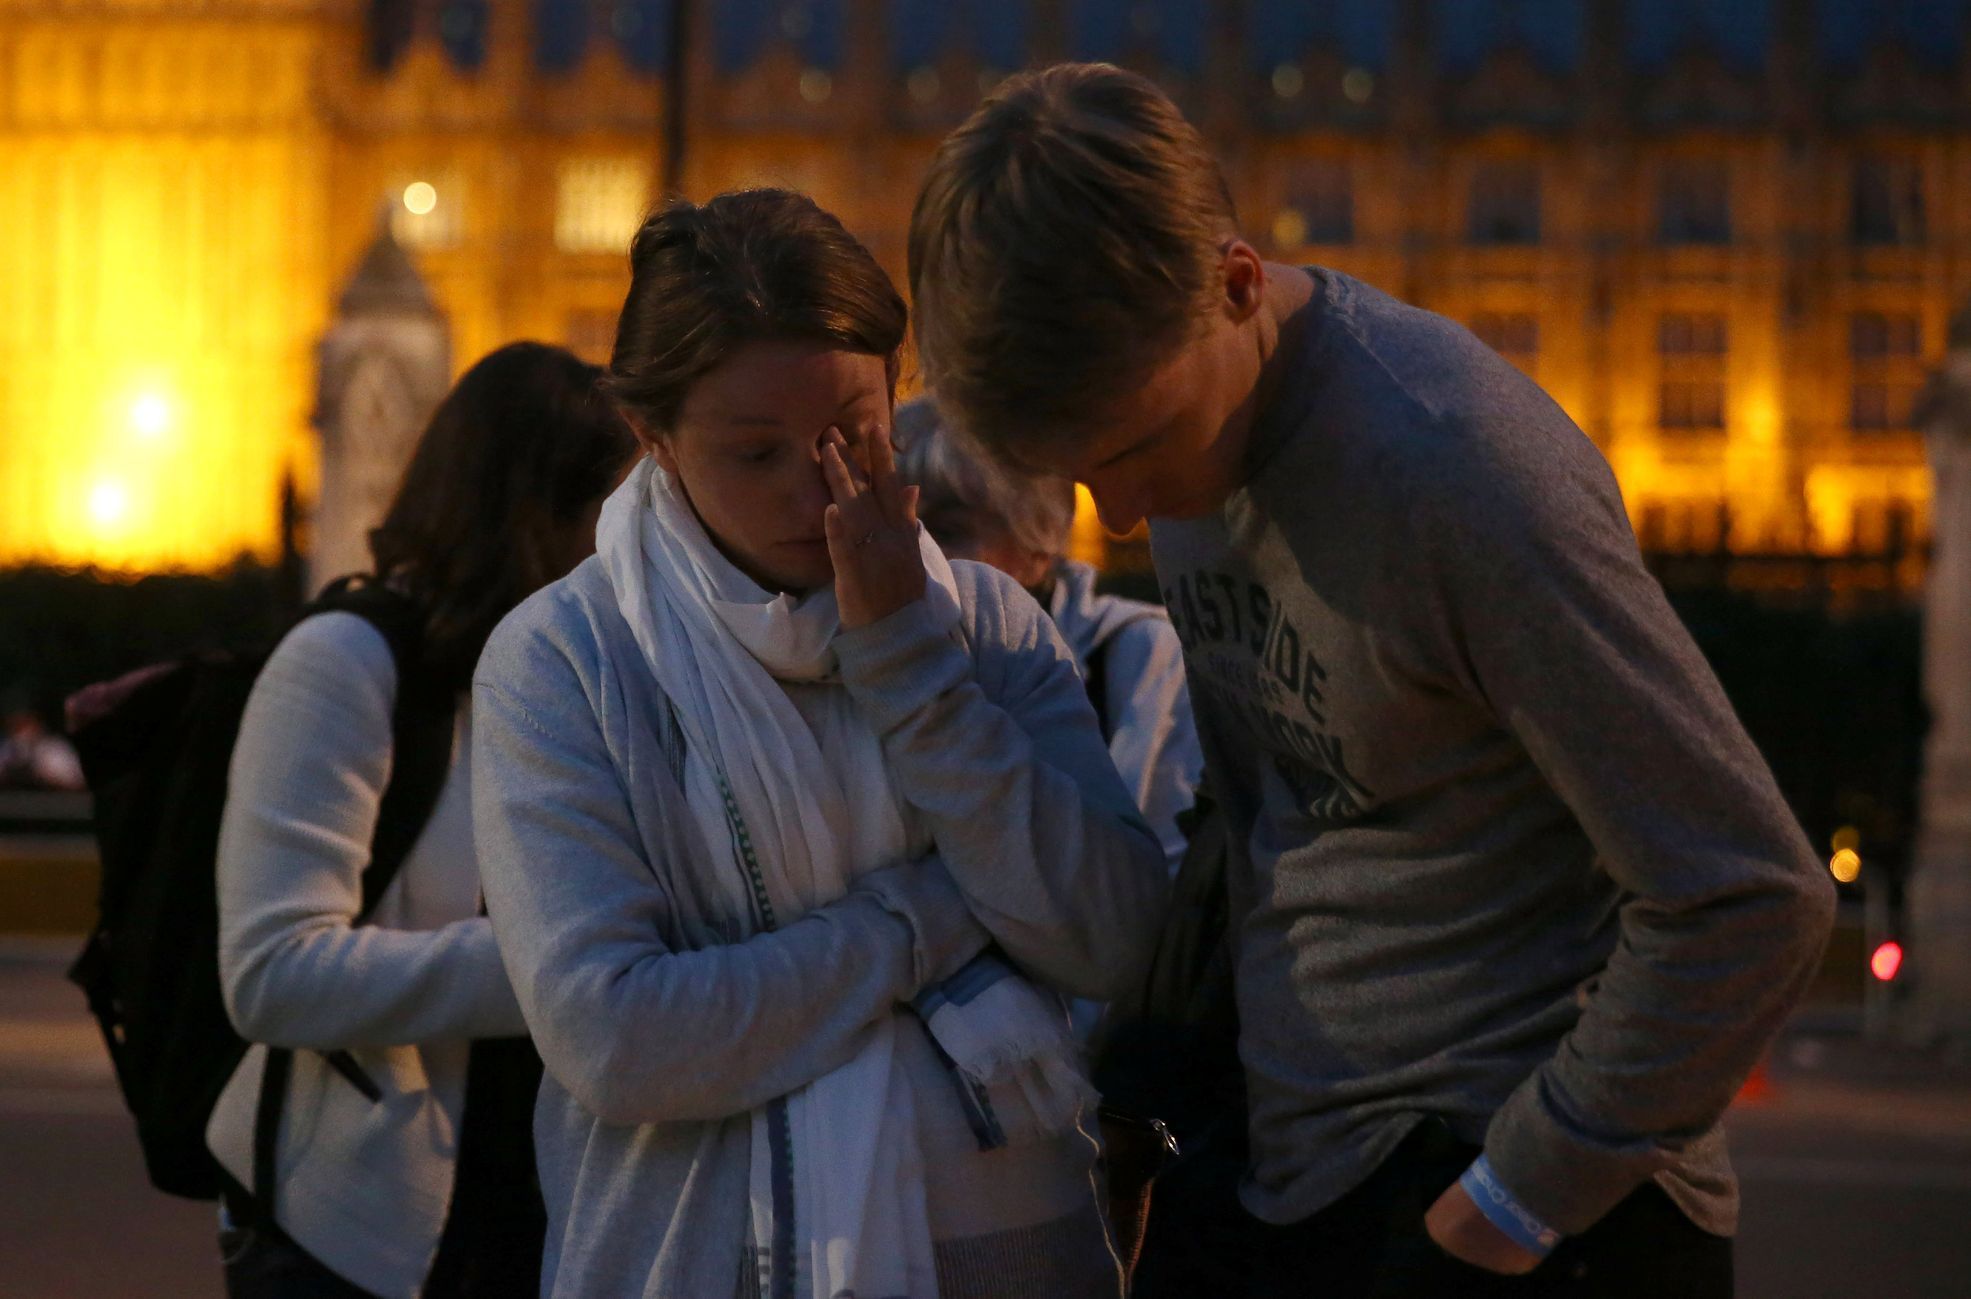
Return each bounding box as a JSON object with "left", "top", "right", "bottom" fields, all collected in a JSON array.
[{"left": 752, "top": 544, "right": 834, "bottom": 596}]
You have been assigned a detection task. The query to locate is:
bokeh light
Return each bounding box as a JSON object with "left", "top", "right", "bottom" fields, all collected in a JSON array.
[
  {"left": 1830, "top": 848, "right": 1862, "bottom": 883},
  {"left": 129, "top": 392, "right": 170, "bottom": 440},
  {"left": 1871, "top": 941, "right": 1904, "bottom": 982},
  {"left": 88, "top": 480, "right": 130, "bottom": 528}
]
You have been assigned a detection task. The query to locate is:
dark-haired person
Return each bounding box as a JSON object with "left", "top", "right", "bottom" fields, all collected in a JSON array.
[
  {"left": 207, "top": 342, "right": 638, "bottom": 1299},
  {"left": 470, "top": 189, "right": 1165, "bottom": 1299},
  {"left": 907, "top": 64, "right": 1836, "bottom": 1297}
]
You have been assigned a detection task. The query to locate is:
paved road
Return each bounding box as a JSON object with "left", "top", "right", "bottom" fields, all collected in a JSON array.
[
  {"left": 5, "top": 938, "right": 1971, "bottom": 1298},
  {"left": 0, "top": 939, "right": 218, "bottom": 1299}
]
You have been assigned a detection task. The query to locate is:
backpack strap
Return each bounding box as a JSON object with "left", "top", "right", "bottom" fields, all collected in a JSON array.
[{"left": 249, "top": 579, "right": 459, "bottom": 1223}]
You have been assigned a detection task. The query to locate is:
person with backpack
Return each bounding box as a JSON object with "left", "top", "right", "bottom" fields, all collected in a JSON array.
[
  {"left": 201, "top": 342, "right": 638, "bottom": 1298},
  {"left": 906, "top": 64, "right": 1837, "bottom": 1297},
  {"left": 469, "top": 189, "right": 1168, "bottom": 1299},
  {"left": 893, "top": 398, "right": 1201, "bottom": 881}
]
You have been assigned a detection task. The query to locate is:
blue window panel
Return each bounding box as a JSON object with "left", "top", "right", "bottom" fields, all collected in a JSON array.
[
  {"left": 1247, "top": 0, "right": 1395, "bottom": 73},
  {"left": 438, "top": 0, "right": 490, "bottom": 71},
  {"left": 1435, "top": 0, "right": 1491, "bottom": 74},
  {"left": 1818, "top": 0, "right": 1967, "bottom": 74},
  {"left": 611, "top": 1, "right": 671, "bottom": 73},
  {"left": 535, "top": 0, "right": 587, "bottom": 73},
  {"left": 796, "top": 0, "right": 847, "bottom": 69},
  {"left": 1516, "top": 0, "right": 1586, "bottom": 75},
  {"left": 1437, "top": 0, "right": 1583, "bottom": 76},
  {"left": 1629, "top": 0, "right": 1771, "bottom": 75},
  {"left": 889, "top": 0, "right": 948, "bottom": 68},
  {"left": 713, "top": 0, "right": 774, "bottom": 73},
  {"left": 975, "top": 1, "right": 1030, "bottom": 71},
  {"left": 1156, "top": 0, "right": 1210, "bottom": 75},
  {"left": 369, "top": 0, "right": 416, "bottom": 73},
  {"left": 891, "top": 0, "right": 1027, "bottom": 72},
  {"left": 1069, "top": 0, "right": 1131, "bottom": 62}
]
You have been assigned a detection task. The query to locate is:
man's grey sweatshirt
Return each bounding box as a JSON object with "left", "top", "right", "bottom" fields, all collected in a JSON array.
[{"left": 1148, "top": 267, "right": 1836, "bottom": 1238}]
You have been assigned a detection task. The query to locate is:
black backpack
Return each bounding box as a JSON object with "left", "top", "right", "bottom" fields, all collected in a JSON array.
[
  {"left": 65, "top": 577, "right": 457, "bottom": 1204},
  {"left": 1090, "top": 785, "right": 1254, "bottom": 1297}
]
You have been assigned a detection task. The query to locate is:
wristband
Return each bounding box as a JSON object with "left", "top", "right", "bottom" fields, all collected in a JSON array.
[{"left": 1458, "top": 1154, "right": 1563, "bottom": 1258}]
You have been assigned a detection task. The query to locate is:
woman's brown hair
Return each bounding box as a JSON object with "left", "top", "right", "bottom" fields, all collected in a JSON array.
[
  {"left": 605, "top": 188, "right": 909, "bottom": 433},
  {"left": 368, "top": 341, "right": 636, "bottom": 685}
]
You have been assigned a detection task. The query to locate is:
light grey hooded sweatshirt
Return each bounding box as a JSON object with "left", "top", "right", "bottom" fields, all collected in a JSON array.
[
  {"left": 471, "top": 556, "right": 1166, "bottom": 1298},
  {"left": 1046, "top": 558, "right": 1202, "bottom": 873}
]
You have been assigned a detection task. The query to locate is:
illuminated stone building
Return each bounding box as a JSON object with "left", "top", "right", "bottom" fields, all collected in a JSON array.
[{"left": 2, "top": 0, "right": 1968, "bottom": 571}]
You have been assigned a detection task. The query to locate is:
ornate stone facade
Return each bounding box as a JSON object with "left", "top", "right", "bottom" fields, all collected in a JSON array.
[{"left": 1, "top": 0, "right": 1968, "bottom": 570}]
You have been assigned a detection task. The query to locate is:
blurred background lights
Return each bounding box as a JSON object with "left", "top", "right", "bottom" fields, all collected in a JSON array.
[
  {"left": 1272, "top": 63, "right": 1304, "bottom": 99},
  {"left": 799, "top": 68, "right": 833, "bottom": 104},
  {"left": 1831, "top": 825, "right": 1861, "bottom": 853},
  {"left": 129, "top": 392, "right": 171, "bottom": 439},
  {"left": 1272, "top": 208, "right": 1309, "bottom": 249},
  {"left": 401, "top": 181, "right": 437, "bottom": 215},
  {"left": 1870, "top": 940, "right": 1904, "bottom": 982},
  {"left": 88, "top": 480, "right": 129, "bottom": 528},
  {"left": 1342, "top": 68, "right": 1375, "bottom": 104},
  {"left": 1830, "top": 847, "right": 1862, "bottom": 883}
]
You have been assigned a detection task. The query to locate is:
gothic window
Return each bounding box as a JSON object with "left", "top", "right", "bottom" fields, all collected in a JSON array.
[
  {"left": 1658, "top": 313, "right": 1728, "bottom": 433},
  {"left": 1467, "top": 162, "right": 1541, "bottom": 245},
  {"left": 1657, "top": 160, "right": 1732, "bottom": 245},
  {"left": 1470, "top": 312, "right": 1539, "bottom": 374},
  {"left": 535, "top": 0, "right": 588, "bottom": 72},
  {"left": 1272, "top": 157, "right": 1353, "bottom": 248},
  {"left": 437, "top": 1, "right": 489, "bottom": 71},
  {"left": 1637, "top": 498, "right": 1729, "bottom": 553},
  {"left": 369, "top": 0, "right": 417, "bottom": 72},
  {"left": 1850, "top": 311, "right": 1924, "bottom": 433},
  {"left": 613, "top": 1, "right": 671, "bottom": 72},
  {"left": 1852, "top": 155, "right": 1926, "bottom": 247},
  {"left": 1851, "top": 499, "right": 1915, "bottom": 553},
  {"left": 556, "top": 158, "right": 653, "bottom": 254}
]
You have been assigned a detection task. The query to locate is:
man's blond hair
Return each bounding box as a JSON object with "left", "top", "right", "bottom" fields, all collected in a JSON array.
[{"left": 908, "top": 62, "right": 1237, "bottom": 456}]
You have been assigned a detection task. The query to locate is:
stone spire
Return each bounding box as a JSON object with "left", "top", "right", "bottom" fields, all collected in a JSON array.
[{"left": 309, "top": 211, "right": 451, "bottom": 596}]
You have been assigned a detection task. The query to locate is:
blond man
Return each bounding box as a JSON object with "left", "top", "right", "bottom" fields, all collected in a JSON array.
[{"left": 908, "top": 63, "right": 1834, "bottom": 1298}]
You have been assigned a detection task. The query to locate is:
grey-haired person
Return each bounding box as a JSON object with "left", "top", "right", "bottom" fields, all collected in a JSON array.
[{"left": 896, "top": 397, "right": 1202, "bottom": 881}]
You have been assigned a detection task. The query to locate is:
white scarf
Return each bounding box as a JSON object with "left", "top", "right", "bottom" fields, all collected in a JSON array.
[{"left": 595, "top": 457, "right": 1091, "bottom": 1299}]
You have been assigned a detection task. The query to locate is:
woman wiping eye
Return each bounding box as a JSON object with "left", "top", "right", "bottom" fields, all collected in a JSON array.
[{"left": 469, "top": 187, "right": 1167, "bottom": 1299}]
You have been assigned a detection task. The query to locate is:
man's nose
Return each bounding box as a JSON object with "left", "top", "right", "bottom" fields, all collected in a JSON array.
[{"left": 1089, "top": 480, "right": 1146, "bottom": 536}]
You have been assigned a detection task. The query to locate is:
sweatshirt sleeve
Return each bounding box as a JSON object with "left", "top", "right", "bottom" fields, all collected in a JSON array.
[
  {"left": 1411, "top": 426, "right": 1836, "bottom": 1234},
  {"left": 1100, "top": 615, "right": 1203, "bottom": 874},
  {"left": 833, "top": 566, "right": 1169, "bottom": 1001},
  {"left": 216, "top": 613, "right": 526, "bottom": 1050},
  {"left": 470, "top": 625, "right": 988, "bottom": 1128}
]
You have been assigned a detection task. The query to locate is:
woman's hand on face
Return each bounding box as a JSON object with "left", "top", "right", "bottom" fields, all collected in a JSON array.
[{"left": 822, "top": 422, "right": 926, "bottom": 629}]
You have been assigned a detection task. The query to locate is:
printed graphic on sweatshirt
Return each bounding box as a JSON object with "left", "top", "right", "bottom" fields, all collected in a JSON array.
[{"left": 1161, "top": 568, "right": 1374, "bottom": 824}]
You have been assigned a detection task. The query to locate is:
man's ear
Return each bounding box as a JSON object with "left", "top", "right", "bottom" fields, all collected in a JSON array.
[{"left": 1221, "top": 239, "right": 1267, "bottom": 323}]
